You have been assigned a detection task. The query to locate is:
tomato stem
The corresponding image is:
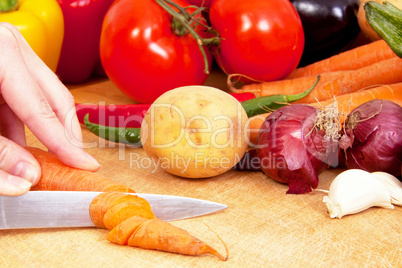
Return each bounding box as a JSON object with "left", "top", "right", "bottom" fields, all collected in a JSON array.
[{"left": 155, "top": 0, "right": 220, "bottom": 74}]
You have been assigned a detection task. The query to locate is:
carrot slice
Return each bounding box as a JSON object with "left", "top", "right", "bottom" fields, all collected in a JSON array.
[
  {"left": 89, "top": 191, "right": 154, "bottom": 229},
  {"left": 106, "top": 216, "right": 148, "bottom": 245},
  {"left": 103, "top": 201, "right": 155, "bottom": 230}
]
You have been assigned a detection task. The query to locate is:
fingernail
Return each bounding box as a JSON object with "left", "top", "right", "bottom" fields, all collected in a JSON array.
[
  {"left": 8, "top": 176, "right": 32, "bottom": 190},
  {"left": 12, "top": 161, "right": 40, "bottom": 184},
  {"left": 84, "top": 152, "right": 101, "bottom": 169}
]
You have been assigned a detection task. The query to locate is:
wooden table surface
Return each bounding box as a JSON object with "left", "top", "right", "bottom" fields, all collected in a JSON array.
[{"left": 1, "top": 70, "right": 401, "bottom": 268}]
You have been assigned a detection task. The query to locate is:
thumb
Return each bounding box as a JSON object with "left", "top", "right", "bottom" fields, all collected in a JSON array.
[
  {"left": 0, "top": 169, "right": 32, "bottom": 196},
  {"left": 0, "top": 136, "right": 41, "bottom": 186}
]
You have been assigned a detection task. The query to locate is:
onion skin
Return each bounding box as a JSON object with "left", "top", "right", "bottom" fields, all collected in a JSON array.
[
  {"left": 340, "top": 99, "right": 402, "bottom": 177},
  {"left": 257, "top": 104, "right": 339, "bottom": 194}
]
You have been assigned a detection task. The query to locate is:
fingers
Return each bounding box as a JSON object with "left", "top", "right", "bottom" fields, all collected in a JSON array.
[
  {"left": 0, "top": 103, "right": 26, "bottom": 146},
  {"left": 0, "top": 136, "right": 41, "bottom": 189},
  {"left": 0, "top": 22, "right": 83, "bottom": 147},
  {"left": 0, "top": 23, "right": 100, "bottom": 172},
  {"left": 0, "top": 170, "right": 32, "bottom": 196}
]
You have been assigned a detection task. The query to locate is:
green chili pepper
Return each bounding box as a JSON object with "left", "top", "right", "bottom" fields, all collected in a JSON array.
[
  {"left": 84, "top": 114, "right": 141, "bottom": 146},
  {"left": 241, "top": 75, "right": 320, "bottom": 117},
  {"left": 365, "top": 1, "right": 402, "bottom": 58}
]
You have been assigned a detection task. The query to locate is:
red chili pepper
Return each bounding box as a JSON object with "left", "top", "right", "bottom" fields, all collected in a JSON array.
[
  {"left": 230, "top": 92, "right": 256, "bottom": 102},
  {"left": 56, "top": 0, "right": 115, "bottom": 84},
  {"left": 75, "top": 103, "right": 151, "bottom": 128}
]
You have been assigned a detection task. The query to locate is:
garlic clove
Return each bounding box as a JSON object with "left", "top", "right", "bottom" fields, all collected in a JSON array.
[
  {"left": 371, "top": 171, "right": 402, "bottom": 206},
  {"left": 323, "top": 169, "right": 394, "bottom": 219}
]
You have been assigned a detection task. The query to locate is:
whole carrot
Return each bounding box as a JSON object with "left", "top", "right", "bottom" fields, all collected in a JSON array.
[
  {"left": 27, "top": 147, "right": 134, "bottom": 193},
  {"left": 310, "top": 83, "right": 402, "bottom": 123},
  {"left": 238, "top": 57, "right": 402, "bottom": 104},
  {"left": 287, "top": 39, "right": 397, "bottom": 79}
]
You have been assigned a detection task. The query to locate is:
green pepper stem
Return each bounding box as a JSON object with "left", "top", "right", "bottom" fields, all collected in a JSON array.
[
  {"left": 241, "top": 75, "right": 320, "bottom": 117},
  {"left": 154, "top": 0, "right": 221, "bottom": 74},
  {"left": 285, "top": 75, "right": 320, "bottom": 102},
  {"left": 0, "top": 0, "right": 18, "bottom": 13}
]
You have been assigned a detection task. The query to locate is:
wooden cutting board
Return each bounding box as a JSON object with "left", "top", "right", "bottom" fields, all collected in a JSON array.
[{"left": 1, "top": 70, "right": 400, "bottom": 267}]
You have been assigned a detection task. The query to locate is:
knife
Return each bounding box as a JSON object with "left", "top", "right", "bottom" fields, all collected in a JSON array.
[{"left": 0, "top": 191, "right": 228, "bottom": 230}]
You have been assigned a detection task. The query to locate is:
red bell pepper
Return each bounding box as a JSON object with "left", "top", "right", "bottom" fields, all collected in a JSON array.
[{"left": 56, "top": 0, "right": 115, "bottom": 84}]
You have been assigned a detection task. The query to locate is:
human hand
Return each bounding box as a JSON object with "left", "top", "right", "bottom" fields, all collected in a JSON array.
[{"left": 0, "top": 22, "right": 101, "bottom": 196}]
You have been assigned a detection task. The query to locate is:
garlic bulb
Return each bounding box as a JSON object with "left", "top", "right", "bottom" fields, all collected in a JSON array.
[
  {"left": 371, "top": 171, "right": 402, "bottom": 206},
  {"left": 323, "top": 169, "right": 394, "bottom": 219}
]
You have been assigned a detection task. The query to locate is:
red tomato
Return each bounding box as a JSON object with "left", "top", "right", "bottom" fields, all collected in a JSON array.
[
  {"left": 100, "top": 0, "right": 212, "bottom": 103},
  {"left": 186, "top": 0, "right": 214, "bottom": 7},
  {"left": 209, "top": 0, "right": 305, "bottom": 82}
]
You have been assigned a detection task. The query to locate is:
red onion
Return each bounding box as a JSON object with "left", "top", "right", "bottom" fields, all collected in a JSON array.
[
  {"left": 257, "top": 104, "right": 339, "bottom": 194},
  {"left": 339, "top": 99, "right": 402, "bottom": 177}
]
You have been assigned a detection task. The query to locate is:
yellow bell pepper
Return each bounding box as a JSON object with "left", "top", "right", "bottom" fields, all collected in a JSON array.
[{"left": 0, "top": 0, "right": 64, "bottom": 72}]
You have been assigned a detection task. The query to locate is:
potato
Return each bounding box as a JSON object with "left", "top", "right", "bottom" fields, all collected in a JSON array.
[
  {"left": 140, "top": 86, "right": 249, "bottom": 178},
  {"left": 358, "top": 0, "right": 402, "bottom": 41}
]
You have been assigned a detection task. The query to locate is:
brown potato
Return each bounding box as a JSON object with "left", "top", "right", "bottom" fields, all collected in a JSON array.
[{"left": 140, "top": 86, "right": 249, "bottom": 178}]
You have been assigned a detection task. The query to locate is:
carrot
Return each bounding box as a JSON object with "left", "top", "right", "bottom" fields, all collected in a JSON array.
[
  {"left": 237, "top": 57, "right": 402, "bottom": 104},
  {"left": 90, "top": 191, "right": 124, "bottom": 228},
  {"left": 310, "top": 83, "right": 402, "bottom": 123},
  {"left": 91, "top": 191, "right": 228, "bottom": 260},
  {"left": 102, "top": 201, "right": 155, "bottom": 230},
  {"left": 287, "top": 39, "right": 397, "bottom": 79},
  {"left": 106, "top": 216, "right": 147, "bottom": 245},
  {"left": 107, "top": 216, "right": 228, "bottom": 260},
  {"left": 247, "top": 112, "right": 270, "bottom": 146},
  {"left": 27, "top": 147, "right": 135, "bottom": 193}
]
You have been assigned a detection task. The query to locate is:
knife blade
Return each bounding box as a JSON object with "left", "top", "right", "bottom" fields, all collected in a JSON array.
[{"left": 0, "top": 191, "right": 228, "bottom": 230}]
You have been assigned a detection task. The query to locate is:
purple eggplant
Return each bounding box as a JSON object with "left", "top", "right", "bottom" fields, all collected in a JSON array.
[{"left": 290, "top": 0, "right": 361, "bottom": 66}]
